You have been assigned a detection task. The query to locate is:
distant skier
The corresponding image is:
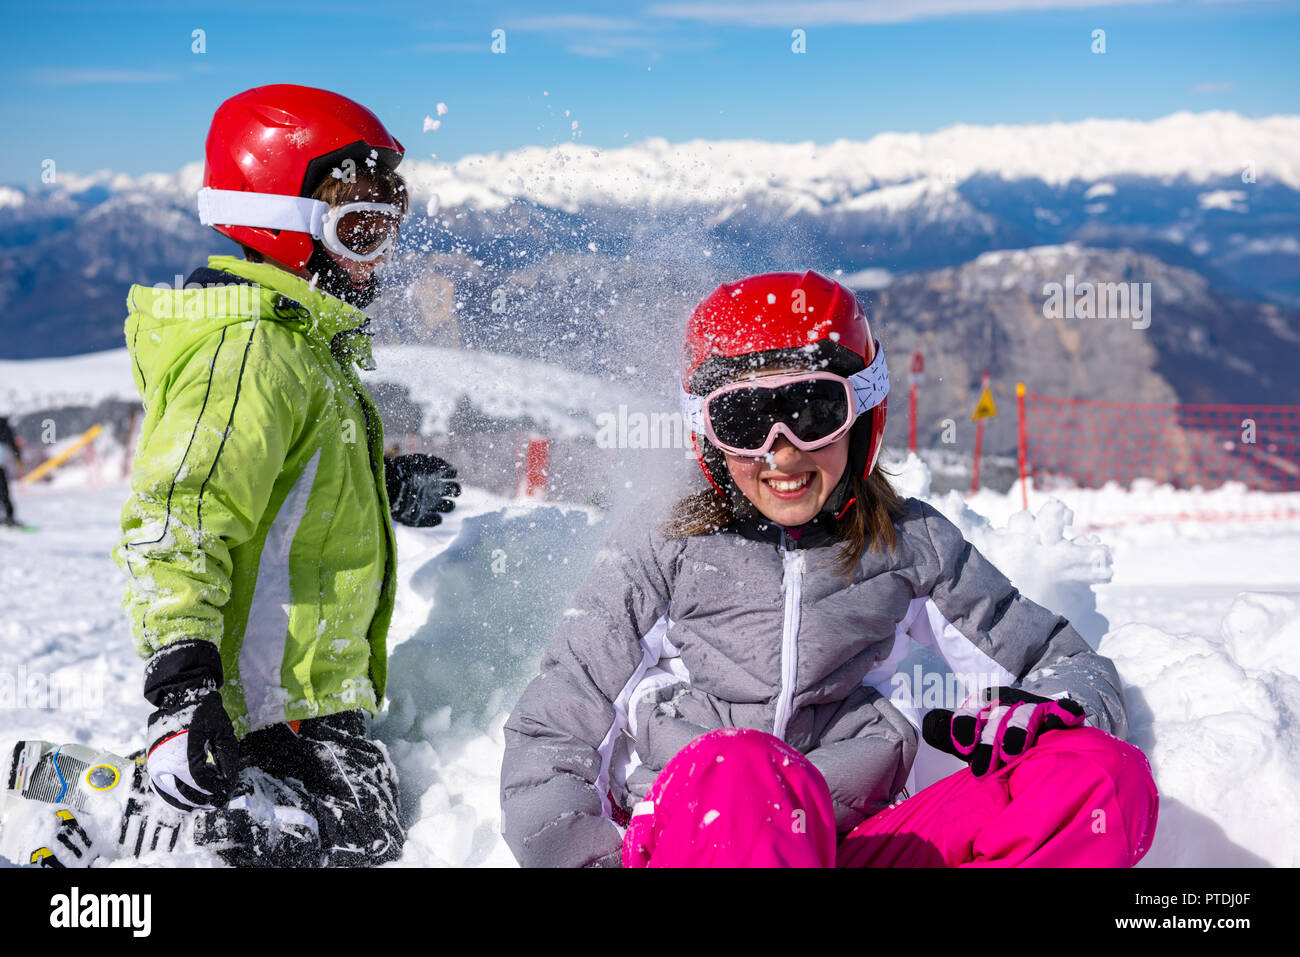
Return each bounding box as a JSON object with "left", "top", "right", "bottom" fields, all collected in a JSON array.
[
  {"left": 501, "top": 271, "right": 1159, "bottom": 867},
  {"left": 1, "top": 85, "right": 464, "bottom": 868},
  {"left": 0, "top": 415, "right": 23, "bottom": 527}
]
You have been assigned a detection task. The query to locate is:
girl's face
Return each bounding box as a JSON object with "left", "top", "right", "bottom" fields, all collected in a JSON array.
[{"left": 722, "top": 404, "right": 850, "bottom": 526}]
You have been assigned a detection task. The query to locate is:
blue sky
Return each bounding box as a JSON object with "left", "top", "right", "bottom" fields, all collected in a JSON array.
[{"left": 2, "top": 0, "right": 1297, "bottom": 185}]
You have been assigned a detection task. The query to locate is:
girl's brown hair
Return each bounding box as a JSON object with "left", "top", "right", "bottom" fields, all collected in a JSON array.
[{"left": 664, "top": 461, "right": 907, "bottom": 576}]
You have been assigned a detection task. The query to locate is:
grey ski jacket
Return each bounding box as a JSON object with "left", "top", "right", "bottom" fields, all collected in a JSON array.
[{"left": 500, "top": 497, "right": 1129, "bottom": 868}]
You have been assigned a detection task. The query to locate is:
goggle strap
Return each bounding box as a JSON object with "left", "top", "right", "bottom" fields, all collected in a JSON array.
[
  {"left": 197, "top": 187, "right": 328, "bottom": 237},
  {"left": 680, "top": 389, "right": 706, "bottom": 434},
  {"left": 849, "top": 341, "right": 890, "bottom": 414}
]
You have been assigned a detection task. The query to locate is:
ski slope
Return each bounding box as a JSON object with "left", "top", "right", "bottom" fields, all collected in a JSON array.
[{"left": 2, "top": 454, "right": 1298, "bottom": 868}]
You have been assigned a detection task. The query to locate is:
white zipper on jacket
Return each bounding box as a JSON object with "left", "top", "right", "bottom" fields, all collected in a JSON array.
[{"left": 773, "top": 532, "right": 806, "bottom": 741}]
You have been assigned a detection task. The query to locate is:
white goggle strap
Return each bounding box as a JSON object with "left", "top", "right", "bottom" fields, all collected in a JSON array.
[
  {"left": 197, "top": 187, "right": 328, "bottom": 236},
  {"left": 849, "top": 340, "right": 890, "bottom": 414},
  {"left": 680, "top": 388, "right": 706, "bottom": 435},
  {"left": 320, "top": 202, "right": 402, "bottom": 263}
]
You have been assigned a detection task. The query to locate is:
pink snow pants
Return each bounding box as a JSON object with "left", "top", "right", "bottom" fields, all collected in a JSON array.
[{"left": 621, "top": 726, "right": 1158, "bottom": 868}]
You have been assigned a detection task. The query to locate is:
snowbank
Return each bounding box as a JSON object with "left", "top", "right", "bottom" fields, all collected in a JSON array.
[
  {"left": 375, "top": 494, "right": 608, "bottom": 867},
  {"left": 1102, "top": 593, "right": 1300, "bottom": 866},
  {"left": 892, "top": 453, "right": 1112, "bottom": 647}
]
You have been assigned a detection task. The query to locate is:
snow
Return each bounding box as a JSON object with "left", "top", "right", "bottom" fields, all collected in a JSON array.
[
  {"left": 0, "top": 345, "right": 629, "bottom": 444},
  {"left": 838, "top": 267, "right": 893, "bottom": 290},
  {"left": 3, "top": 450, "right": 1298, "bottom": 867},
  {"left": 1198, "top": 189, "right": 1249, "bottom": 212},
  {"left": 366, "top": 345, "right": 631, "bottom": 440},
  {"left": 1226, "top": 235, "right": 1300, "bottom": 256},
  {"left": 831, "top": 177, "right": 966, "bottom": 218},
  {"left": 396, "top": 111, "right": 1300, "bottom": 212},
  {"left": 973, "top": 243, "right": 1096, "bottom": 274},
  {"left": 0, "top": 349, "right": 138, "bottom": 416},
  {"left": 15, "top": 111, "right": 1296, "bottom": 216},
  {"left": 1101, "top": 595, "right": 1300, "bottom": 867}
]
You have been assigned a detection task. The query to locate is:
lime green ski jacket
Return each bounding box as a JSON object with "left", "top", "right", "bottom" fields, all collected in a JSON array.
[{"left": 114, "top": 255, "right": 397, "bottom": 737}]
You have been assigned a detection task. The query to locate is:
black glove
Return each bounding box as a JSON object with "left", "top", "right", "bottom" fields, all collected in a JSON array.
[
  {"left": 143, "top": 640, "right": 239, "bottom": 812},
  {"left": 922, "top": 685, "right": 1087, "bottom": 777},
  {"left": 385, "top": 453, "right": 461, "bottom": 527}
]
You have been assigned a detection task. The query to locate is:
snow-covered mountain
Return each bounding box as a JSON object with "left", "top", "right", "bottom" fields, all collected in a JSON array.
[
  {"left": 406, "top": 111, "right": 1300, "bottom": 208},
  {"left": 1, "top": 110, "right": 1297, "bottom": 365}
]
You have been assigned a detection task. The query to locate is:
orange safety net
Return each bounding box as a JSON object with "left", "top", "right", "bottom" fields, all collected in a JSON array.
[{"left": 1021, "top": 391, "right": 1300, "bottom": 493}]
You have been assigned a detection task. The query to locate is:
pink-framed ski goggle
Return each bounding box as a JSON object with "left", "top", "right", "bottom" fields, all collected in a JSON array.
[{"left": 681, "top": 342, "right": 889, "bottom": 457}]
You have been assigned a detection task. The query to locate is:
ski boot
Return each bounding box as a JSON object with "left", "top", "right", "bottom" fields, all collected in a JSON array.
[{"left": 0, "top": 740, "right": 185, "bottom": 865}]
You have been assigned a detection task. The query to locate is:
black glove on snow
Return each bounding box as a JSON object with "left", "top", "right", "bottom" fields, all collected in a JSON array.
[
  {"left": 385, "top": 453, "right": 461, "bottom": 527},
  {"left": 922, "top": 685, "right": 1087, "bottom": 778},
  {"left": 143, "top": 640, "right": 239, "bottom": 812}
]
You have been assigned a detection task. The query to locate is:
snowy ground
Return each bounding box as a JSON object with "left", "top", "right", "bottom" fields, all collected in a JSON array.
[{"left": 2, "top": 458, "right": 1298, "bottom": 867}]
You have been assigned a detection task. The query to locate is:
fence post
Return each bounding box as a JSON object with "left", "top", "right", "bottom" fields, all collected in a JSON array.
[
  {"left": 908, "top": 351, "right": 923, "bottom": 455},
  {"left": 519, "top": 436, "right": 551, "bottom": 499},
  {"left": 1017, "top": 382, "right": 1028, "bottom": 511},
  {"left": 970, "top": 372, "right": 991, "bottom": 495}
]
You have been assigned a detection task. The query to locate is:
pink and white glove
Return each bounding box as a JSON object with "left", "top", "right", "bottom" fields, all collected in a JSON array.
[{"left": 922, "top": 686, "right": 1088, "bottom": 777}]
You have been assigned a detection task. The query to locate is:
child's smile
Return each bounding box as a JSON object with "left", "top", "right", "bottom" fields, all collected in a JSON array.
[{"left": 725, "top": 435, "right": 848, "bottom": 526}]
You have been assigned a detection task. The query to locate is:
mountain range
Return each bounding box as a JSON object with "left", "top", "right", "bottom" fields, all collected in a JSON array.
[{"left": 2, "top": 110, "right": 1297, "bottom": 459}]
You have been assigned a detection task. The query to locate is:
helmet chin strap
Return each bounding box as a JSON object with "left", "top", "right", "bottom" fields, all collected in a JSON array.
[
  {"left": 306, "top": 242, "right": 379, "bottom": 309},
  {"left": 820, "top": 467, "right": 855, "bottom": 519}
]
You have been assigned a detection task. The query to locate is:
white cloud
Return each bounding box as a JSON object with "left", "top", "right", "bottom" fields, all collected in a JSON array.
[
  {"left": 647, "top": 0, "right": 1179, "bottom": 27},
  {"left": 502, "top": 12, "right": 714, "bottom": 58},
  {"left": 29, "top": 69, "right": 175, "bottom": 86},
  {"left": 412, "top": 42, "right": 490, "bottom": 54},
  {"left": 507, "top": 15, "right": 654, "bottom": 32}
]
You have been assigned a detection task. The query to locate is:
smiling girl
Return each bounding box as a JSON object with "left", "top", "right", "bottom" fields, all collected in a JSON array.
[{"left": 500, "top": 270, "right": 1157, "bottom": 868}]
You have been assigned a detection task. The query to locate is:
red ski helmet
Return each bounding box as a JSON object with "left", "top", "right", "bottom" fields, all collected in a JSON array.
[
  {"left": 681, "top": 271, "right": 888, "bottom": 501},
  {"left": 200, "top": 84, "right": 405, "bottom": 271}
]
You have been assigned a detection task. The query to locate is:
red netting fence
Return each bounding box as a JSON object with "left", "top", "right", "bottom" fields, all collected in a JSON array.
[{"left": 1018, "top": 387, "right": 1300, "bottom": 495}]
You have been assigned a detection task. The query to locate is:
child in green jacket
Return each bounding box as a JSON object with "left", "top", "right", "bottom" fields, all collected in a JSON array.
[{"left": 111, "top": 85, "right": 459, "bottom": 866}]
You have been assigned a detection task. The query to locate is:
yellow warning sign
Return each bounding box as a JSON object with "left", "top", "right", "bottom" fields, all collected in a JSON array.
[{"left": 971, "top": 386, "right": 998, "bottom": 421}]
